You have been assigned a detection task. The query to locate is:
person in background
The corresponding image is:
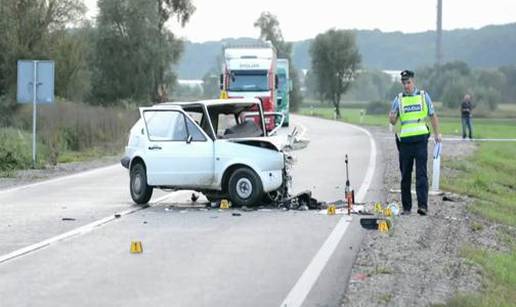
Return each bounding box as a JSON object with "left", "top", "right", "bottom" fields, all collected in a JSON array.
[
  {"left": 389, "top": 70, "right": 442, "bottom": 216},
  {"left": 461, "top": 94, "right": 473, "bottom": 139}
]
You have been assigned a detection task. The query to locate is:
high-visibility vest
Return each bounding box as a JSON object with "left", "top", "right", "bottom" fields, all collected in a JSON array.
[{"left": 398, "top": 91, "right": 430, "bottom": 138}]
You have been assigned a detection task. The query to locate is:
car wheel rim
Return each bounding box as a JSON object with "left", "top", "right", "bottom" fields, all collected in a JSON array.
[
  {"left": 133, "top": 173, "right": 143, "bottom": 195},
  {"left": 236, "top": 178, "right": 252, "bottom": 199}
]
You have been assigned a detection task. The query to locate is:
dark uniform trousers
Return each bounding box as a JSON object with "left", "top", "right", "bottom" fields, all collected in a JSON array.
[{"left": 399, "top": 138, "right": 428, "bottom": 211}]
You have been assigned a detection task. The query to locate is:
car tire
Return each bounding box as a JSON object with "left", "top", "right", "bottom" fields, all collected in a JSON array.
[
  {"left": 130, "top": 163, "right": 153, "bottom": 204},
  {"left": 228, "top": 168, "right": 263, "bottom": 207}
]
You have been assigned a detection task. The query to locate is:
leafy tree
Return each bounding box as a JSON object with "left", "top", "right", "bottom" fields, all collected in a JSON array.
[
  {"left": 254, "top": 11, "right": 303, "bottom": 112},
  {"left": 499, "top": 66, "right": 516, "bottom": 102},
  {"left": 0, "top": 0, "right": 86, "bottom": 123},
  {"left": 344, "top": 70, "right": 393, "bottom": 102},
  {"left": 309, "top": 29, "right": 361, "bottom": 118},
  {"left": 51, "top": 23, "right": 95, "bottom": 101},
  {"left": 154, "top": 0, "right": 195, "bottom": 102},
  {"left": 92, "top": 0, "right": 194, "bottom": 104},
  {"left": 202, "top": 72, "right": 220, "bottom": 99}
]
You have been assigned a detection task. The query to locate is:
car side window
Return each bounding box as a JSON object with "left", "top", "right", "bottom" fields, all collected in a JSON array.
[
  {"left": 143, "top": 110, "right": 187, "bottom": 141},
  {"left": 185, "top": 117, "right": 207, "bottom": 141}
]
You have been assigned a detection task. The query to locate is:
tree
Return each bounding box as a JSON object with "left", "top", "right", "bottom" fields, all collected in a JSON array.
[
  {"left": 154, "top": 0, "right": 195, "bottom": 102},
  {"left": 309, "top": 29, "right": 361, "bottom": 118},
  {"left": 0, "top": 0, "right": 86, "bottom": 122},
  {"left": 254, "top": 11, "right": 303, "bottom": 111},
  {"left": 92, "top": 0, "right": 194, "bottom": 104},
  {"left": 202, "top": 72, "right": 220, "bottom": 99}
]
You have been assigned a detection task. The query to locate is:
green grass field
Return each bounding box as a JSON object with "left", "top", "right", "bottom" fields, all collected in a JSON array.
[
  {"left": 299, "top": 105, "right": 516, "bottom": 306},
  {"left": 441, "top": 142, "right": 516, "bottom": 306},
  {"left": 299, "top": 106, "right": 516, "bottom": 139}
]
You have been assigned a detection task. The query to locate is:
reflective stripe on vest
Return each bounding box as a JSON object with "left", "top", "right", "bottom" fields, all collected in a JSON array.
[{"left": 399, "top": 91, "right": 429, "bottom": 138}]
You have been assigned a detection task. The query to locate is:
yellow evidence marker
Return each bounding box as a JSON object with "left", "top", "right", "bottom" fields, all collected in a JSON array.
[
  {"left": 378, "top": 220, "right": 389, "bottom": 233},
  {"left": 374, "top": 202, "right": 383, "bottom": 214},
  {"left": 384, "top": 207, "right": 393, "bottom": 217},
  {"left": 219, "top": 90, "right": 228, "bottom": 99},
  {"left": 327, "top": 204, "right": 336, "bottom": 215},
  {"left": 130, "top": 241, "right": 143, "bottom": 254},
  {"left": 220, "top": 199, "right": 231, "bottom": 209}
]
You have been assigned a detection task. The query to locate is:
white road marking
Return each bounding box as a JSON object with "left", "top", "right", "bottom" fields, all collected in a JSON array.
[
  {"left": 280, "top": 122, "right": 377, "bottom": 307},
  {"left": 0, "top": 193, "right": 173, "bottom": 264},
  {"left": 0, "top": 164, "right": 120, "bottom": 195}
]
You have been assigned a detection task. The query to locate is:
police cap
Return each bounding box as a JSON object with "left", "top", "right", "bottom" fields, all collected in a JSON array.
[{"left": 400, "top": 70, "right": 415, "bottom": 81}]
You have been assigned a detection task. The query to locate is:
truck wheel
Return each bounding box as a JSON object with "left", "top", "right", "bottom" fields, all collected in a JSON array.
[
  {"left": 130, "top": 163, "right": 153, "bottom": 204},
  {"left": 228, "top": 168, "right": 263, "bottom": 207}
]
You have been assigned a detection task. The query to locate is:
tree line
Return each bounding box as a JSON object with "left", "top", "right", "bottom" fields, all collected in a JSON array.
[{"left": 0, "top": 0, "right": 195, "bottom": 123}]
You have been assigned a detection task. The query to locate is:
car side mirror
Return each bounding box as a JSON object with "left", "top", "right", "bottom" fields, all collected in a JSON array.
[
  {"left": 186, "top": 135, "right": 193, "bottom": 144},
  {"left": 275, "top": 74, "right": 278, "bottom": 90},
  {"left": 219, "top": 74, "right": 224, "bottom": 90}
]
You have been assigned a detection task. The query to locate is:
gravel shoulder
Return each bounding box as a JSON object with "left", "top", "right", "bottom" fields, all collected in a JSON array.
[
  {"left": 342, "top": 128, "right": 496, "bottom": 306},
  {"left": 0, "top": 155, "right": 120, "bottom": 191}
]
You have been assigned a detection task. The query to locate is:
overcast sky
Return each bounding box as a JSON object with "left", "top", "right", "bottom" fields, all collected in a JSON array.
[{"left": 84, "top": 0, "right": 516, "bottom": 42}]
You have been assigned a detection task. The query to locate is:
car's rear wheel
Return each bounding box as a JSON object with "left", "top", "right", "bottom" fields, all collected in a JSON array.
[
  {"left": 228, "top": 168, "right": 263, "bottom": 207},
  {"left": 130, "top": 163, "right": 153, "bottom": 204}
]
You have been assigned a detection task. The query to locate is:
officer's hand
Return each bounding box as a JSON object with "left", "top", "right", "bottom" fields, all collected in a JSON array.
[{"left": 434, "top": 133, "right": 442, "bottom": 143}]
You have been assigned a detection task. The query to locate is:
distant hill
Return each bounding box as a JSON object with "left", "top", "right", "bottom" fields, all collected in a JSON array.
[{"left": 176, "top": 23, "right": 516, "bottom": 79}]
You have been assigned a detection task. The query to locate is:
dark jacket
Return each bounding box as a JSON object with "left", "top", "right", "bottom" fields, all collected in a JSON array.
[{"left": 461, "top": 100, "right": 472, "bottom": 117}]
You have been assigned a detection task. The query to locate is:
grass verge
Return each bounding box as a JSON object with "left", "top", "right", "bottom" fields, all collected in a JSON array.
[{"left": 435, "top": 142, "right": 515, "bottom": 306}]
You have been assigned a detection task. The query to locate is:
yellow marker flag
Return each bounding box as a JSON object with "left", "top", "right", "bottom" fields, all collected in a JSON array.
[{"left": 327, "top": 204, "right": 336, "bottom": 215}]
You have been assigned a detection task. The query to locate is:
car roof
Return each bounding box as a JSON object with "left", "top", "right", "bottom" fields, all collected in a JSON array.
[{"left": 158, "top": 98, "right": 261, "bottom": 108}]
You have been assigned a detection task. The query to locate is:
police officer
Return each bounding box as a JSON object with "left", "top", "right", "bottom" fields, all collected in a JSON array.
[{"left": 389, "top": 70, "right": 442, "bottom": 215}]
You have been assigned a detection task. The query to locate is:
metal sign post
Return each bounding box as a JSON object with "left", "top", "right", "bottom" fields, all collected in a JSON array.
[
  {"left": 32, "top": 61, "right": 38, "bottom": 168},
  {"left": 17, "top": 60, "right": 55, "bottom": 168}
]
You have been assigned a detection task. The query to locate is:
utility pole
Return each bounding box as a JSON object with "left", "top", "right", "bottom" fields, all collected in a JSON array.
[{"left": 436, "top": 0, "right": 443, "bottom": 66}]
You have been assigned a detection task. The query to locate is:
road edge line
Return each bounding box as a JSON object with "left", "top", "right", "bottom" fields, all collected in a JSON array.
[
  {"left": 279, "top": 122, "right": 377, "bottom": 307},
  {"left": 0, "top": 193, "right": 172, "bottom": 264}
]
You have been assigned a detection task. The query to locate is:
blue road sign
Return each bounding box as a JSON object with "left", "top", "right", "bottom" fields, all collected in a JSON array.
[{"left": 17, "top": 60, "right": 55, "bottom": 104}]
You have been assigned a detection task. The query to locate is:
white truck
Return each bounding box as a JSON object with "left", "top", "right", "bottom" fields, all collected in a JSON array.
[{"left": 220, "top": 42, "right": 278, "bottom": 131}]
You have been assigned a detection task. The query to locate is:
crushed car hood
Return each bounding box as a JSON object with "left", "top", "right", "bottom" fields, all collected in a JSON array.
[{"left": 227, "top": 135, "right": 288, "bottom": 152}]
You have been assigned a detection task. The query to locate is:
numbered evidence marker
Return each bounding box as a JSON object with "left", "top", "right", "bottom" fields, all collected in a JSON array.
[
  {"left": 220, "top": 199, "right": 231, "bottom": 209},
  {"left": 327, "top": 204, "right": 336, "bottom": 215},
  {"left": 378, "top": 220, "right": 389, "bottom": 233},
  {"left": 374, "top": 202, "right": 383, "bottom": 214},
  {"left": 384, "top": 207, "right": 393, "bottom": 217},
  {"left": 130, "top": 241, "right": 143, "bottom": 254}
]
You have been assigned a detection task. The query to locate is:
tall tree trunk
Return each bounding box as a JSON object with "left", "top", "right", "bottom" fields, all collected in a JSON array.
[{"left": 333, "top": 92, "right": 341, "bottom": 119}]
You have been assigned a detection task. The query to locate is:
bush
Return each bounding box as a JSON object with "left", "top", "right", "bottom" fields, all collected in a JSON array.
[
  {"left": 366, "top": 100, "right": 390, "bottom": 115},
  {"left": 0, "top": 128, "right": 34, "bottom": 171}
]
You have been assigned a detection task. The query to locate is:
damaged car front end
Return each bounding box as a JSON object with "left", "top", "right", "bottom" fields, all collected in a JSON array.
[{"left": 121, "top": 98, "right": 302, "bottom": 207}]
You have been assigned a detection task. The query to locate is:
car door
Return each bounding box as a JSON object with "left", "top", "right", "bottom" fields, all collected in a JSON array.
[{"left": 140, "top": 108, "right": 214, "bottom": 187}]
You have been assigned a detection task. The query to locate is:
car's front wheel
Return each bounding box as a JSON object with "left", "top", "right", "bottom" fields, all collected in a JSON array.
[
  {"left": 130, "top": 162, "right": 153, "bottom": 204},
  {"left": 228, "top": 168, "right": 263, "bottom": 207}
]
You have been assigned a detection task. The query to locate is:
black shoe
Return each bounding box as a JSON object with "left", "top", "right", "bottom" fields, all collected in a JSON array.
[
  {"left": 417, "top": 208, "right": 427, "bottom": 216},
  {"left": 401, "top": 210, "right": 411, "bottom": 215}
]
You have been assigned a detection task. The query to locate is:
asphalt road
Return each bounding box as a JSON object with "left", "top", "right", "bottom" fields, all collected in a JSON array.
[{"left": 0, "top": 114, "right": 379, "bottom": 307}]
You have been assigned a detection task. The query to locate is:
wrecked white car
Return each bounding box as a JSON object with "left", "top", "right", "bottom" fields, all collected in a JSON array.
[{"left": 121, "top": 98, "right": 290, "bottom": 206}]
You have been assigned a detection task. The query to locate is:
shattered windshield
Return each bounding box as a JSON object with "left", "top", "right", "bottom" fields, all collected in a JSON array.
[
  {"left": 228, "top": 70, "right": 269, "bottom": 92},
  {"left": 207, "top": 104, "right": 265, "bottom": 139}
]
